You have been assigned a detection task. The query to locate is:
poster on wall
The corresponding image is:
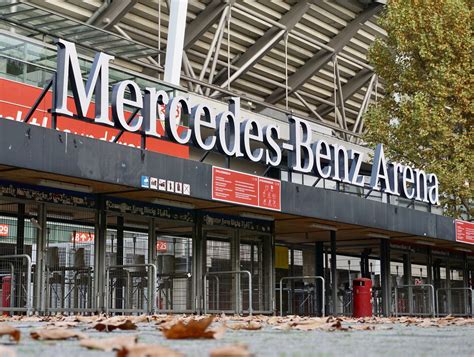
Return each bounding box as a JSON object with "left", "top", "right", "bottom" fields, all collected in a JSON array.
[
  {"left": 212, "top": 167, "right": 281, "bottom": 211},
  {"left": 455, "top": 220, "right": 474, "bottom": 245}
]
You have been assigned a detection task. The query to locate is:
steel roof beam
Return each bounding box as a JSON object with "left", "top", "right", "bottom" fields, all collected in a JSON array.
[
  {"left": 212, "top": 0, "right": 312, "bottom": 86},
  {"left": 184, "top": 0, "right": 229, "bottom": 51},
  {"left": 265, "top": 3, "right": 383, "bottom": 105},
  {"left": 317, "top": 68, "right": 373, "bottom": 117},
  {"left": 90, "top": 0, "right": 138, "bottom": 30}
]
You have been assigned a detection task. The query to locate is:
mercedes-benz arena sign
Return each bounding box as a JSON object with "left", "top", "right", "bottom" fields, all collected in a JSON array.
[{"left": 52, "top": 39, "right": 439, "bottom": 205}]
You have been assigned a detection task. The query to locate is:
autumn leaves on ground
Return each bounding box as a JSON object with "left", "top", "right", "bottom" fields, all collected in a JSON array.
[{"left": 0, "top": 314, "right": 473, "bottom": 356}]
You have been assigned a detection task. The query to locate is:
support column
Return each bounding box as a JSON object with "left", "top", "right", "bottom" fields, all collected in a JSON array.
[
  {"left": 233, "top": 229, "right": 241, "bottom": 314},
  {"left": 380, "top": 239, "right": 391, "bottom": 316},
  {"left": 426, "top": 247, "right": 433, "bottom": 315},
  {"left": 94, "top": 198, "right": 107, "bottom": 312},
  {"left": 403, "top": 252, "right": 413, "bottom": 314},
  {"left": 15, "top": 204, "right": 25, "bottom": 308},
  {"left": 193, "top": 215, "right": 203, "bottom": 314},
  {"left": 315, "top": 242, "right": 324, "bottom": 316},
  {"left": 147, "top": 218, "right": 157, "bottom": 314},
  {"left": 330, "top": 231, "right": 337, "bottom": 315},
  {"left": 34, "top": 203, "right": 47, "bottom": 314},
  {"left": 164, "top": 0, "right": 189, "bottom": 85},
  {"left": 462, "top": 254, "right": 469, "bottom": 315},
  {"left": 16, "top": 204, "right": 25, "bottom": 254},
  {"left": 446, "top": 256, "right": 452, "bottom": 315},
  {"left": 116, "top": 216, "right": 124, "bottom": 309}
]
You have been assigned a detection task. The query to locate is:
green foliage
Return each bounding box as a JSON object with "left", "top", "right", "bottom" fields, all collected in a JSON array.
[{"left": 364, "top": 0, "right": 473, "bottom": 219}]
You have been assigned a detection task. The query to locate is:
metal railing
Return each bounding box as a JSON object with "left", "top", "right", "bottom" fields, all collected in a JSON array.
[
  {"left": 203, "top": 270, "right": 252, "bottom": 316},
  {"left": 105, "top": 263, "right": 156, "bottom": 314},
  {"left": 156, "top": 273, "right": 194, "bottom": 313},
  {"left": 436, "top": 287, "right": 474, "bottom": 317},
  {"left": 394, "top": 284, "right": 435, "bottom": 317},
  {"left": 0, "top": 254, "right": 32, "bottom": 315},
  {"left": 279, "top": 276, "right": 325, "bottom": 317}
]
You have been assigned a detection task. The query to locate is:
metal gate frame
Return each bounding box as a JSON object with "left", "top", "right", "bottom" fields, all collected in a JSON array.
[
  {"left": 436, "top": 287, "right": 474, "bottom": 317},
  {"left": 394, "top": 284, "right": 435, "bottom": 317},
  {"left": 105, "top": 263, "right": 156, "bottom": 314},
  {"left": 203, "top": 270, "right": 252, "bottom": 316},
  {"left": 0, "top": 254, "right": 32, "bottom": 315},
  {"left": 279, "top": 275, "right": 325, "bottom": 317}
]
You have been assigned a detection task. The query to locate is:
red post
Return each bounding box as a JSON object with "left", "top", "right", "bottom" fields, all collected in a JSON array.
[
  {"left": 1, "top": 276, "right": 12, "bottom": 316},
  {"left": 352, "top": 278, "right": 372, "bottom": 317}
]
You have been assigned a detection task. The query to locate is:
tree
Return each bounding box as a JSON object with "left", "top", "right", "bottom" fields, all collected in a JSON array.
[{"left": 364, "top": 0, "right": 473, "bottom": 219}]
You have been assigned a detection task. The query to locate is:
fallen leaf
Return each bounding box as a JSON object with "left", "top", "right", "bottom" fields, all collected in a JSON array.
[
  {"left": 94, "top": 318, "right": 137, "bottom": 332},
  {"left": 47, "top": 321, "right": 79, "bottom": 328},
  {"left": 162, "top": 316, "right": 224, "bottom": 339},
  {"left": 30, "top": 329, "right": 87, "bottom": 340},
  {"left": 227, "top": 321, "right": 262, "bottom": 330},
  {"left": 116, "top": 344, "right": 183, "bottom": 357},
  {"left": 210, "top": 344, "right": 251, "bottom": 357},
  {"left": 0, "top": 325, "right": 20, "bottom": 343},
  {"left": 80, "top": 335, "right": 138, "bottom": 351}
]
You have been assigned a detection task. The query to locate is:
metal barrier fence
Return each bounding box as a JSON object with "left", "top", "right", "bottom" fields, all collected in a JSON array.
[
  {"left": 394, "top": 284, "right": 435, "bottom": 317},
  {"left": 0, "top": 254, "right": 32, "bottom": 315},
  {"left": 436, "top": 287, "right": 474, "bottom": 317},
  {"left": 156, "top": 273, "right": 194, "bottom": 313},
  {"left": 203, "top": 270, "right": 252, "bottom": 316},
  {"left": 279, "top": 276, "right": 325, "bottom": 317},
  {"left": 106, "top": 264, "right": 156, "bottom": 314},
  {"left": 45, "top": 265, "right": 93, "bottom": 314}
]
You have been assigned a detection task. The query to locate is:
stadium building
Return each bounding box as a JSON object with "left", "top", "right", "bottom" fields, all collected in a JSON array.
[{"left": 0, "top": 0, "right": 472, "bottom": 317}]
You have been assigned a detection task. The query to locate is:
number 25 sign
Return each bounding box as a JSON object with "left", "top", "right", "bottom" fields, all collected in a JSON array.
[
  {"left": 156, "top": 240, "right": 168, "bottom": 252},
  {"left": 0, "top": 224, "right": 9, "bottom": 237}
]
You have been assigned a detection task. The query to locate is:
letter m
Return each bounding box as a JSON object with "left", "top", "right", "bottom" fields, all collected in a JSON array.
[{"left": 52, "top": 39, "right": 114, "bottom": 125}]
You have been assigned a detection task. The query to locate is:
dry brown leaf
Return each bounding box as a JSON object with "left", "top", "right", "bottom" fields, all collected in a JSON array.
[
  {"left": 131, "top": 315, "right": 149, "bottom": 324},
  {"left": 80, "top": 335, "right": 138, "bottom": 352},
  {"left": 94, "top": 318, "right": 137, "bottom": 332},
  {"left": 210, "top": 344, "right": 251, "bottom": 357},
  {"left": 227, "top": 321, "right": 262, "bottom": 331},
  {"left": 116, "top": 344, "right": 183, "bottom": 357},
  {"left": 30, "top": 329, "right": 87, "bottom": 340},
  {"left": 162, "top": 316, "right": 224, "bottom": 339},
  {"left": 0, "top": 325, "right": 20, "bottom": 344},
  {"left": 0, "top": 345, "right": 16, "bottom": 357},
  {"left": 47, "top": 321, "right": 79, "bottom": 328}
]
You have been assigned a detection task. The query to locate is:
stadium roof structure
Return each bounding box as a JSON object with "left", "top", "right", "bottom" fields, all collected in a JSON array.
[{"left": 0, "top": 0, "right": 387, "bottom": 140}]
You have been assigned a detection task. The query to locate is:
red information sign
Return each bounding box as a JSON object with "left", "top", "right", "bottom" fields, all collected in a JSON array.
[
  {"left": 212, "top": 167, "right": 281, "bottom": 211},
  {"left": 72, "top": 232, "right": 95, "bottom": 243},
  {"left": 156, "top": 240, "right": 168, "bottom": 252},
  {"left": 0, "top": 224, "right": 9, "bottom": 237},
  {"left": 455, "top": 220, "right": 474, "bottom": 245}
]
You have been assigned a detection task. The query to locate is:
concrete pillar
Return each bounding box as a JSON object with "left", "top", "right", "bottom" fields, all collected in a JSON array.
[
  {"left": 93, "top": 199, "right": 107, "bottom": 312},
  {"left": 380, "top": 239, "right": 391, "bottom": 316},
  {"left": 330, "top": 231, "right": 337, "bottom": 315},
  {"left": 164, "top": 0, "right": 189, "bottom": 85},
  {"left": 403, "top": 252, "right": 413, "bottom": 314},
  {"left": 315, "top": 242, "right": 324, "bottom": 316}
]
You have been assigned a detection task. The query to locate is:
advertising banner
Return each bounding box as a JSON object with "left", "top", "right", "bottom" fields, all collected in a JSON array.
[
  {"left": 212, "top": 167, "right": 281, "bottom": 211},
  {"left": 0, "top": 78, "right": 189, "bottom": 159},
  {"left": 455, "top": 220, "right": 474, "bottom": 245}
]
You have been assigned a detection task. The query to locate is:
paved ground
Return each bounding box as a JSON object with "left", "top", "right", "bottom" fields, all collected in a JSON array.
[{"left": 1, "top": 319, "right": 474, "bottom": 357}]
